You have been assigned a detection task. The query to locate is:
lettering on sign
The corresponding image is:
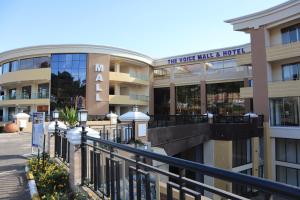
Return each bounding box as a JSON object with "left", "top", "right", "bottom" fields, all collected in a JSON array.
[
  {"left": 95, "top": 64, "right": 104, "bottom": 102},
  {"left": 168, "top": 48, "right": 247, "bottom": 65}
]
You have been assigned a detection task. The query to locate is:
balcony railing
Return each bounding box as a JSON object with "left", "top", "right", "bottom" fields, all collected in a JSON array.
[
  {"left": 1, "top": 92, "right": 49, "bottom": 100},
  {"left": 81, "top": 133, "right": 300, "bottom": 199},
  {"left": 129, "top": 94, "right": 149, "bottom": 102},
  {"left": 129, "top": 71, "right": 149, "bottom": 81}
]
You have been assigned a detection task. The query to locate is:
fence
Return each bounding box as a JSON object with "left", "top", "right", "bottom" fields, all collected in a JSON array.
[
  {"left": 80, "top": 134, "right": 300, "bottom": 200},
  {"left": 54, "top": 127, "right": 70, "bottom": 165}
]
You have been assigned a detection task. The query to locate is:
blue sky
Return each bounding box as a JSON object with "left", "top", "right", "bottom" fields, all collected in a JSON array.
[{"left": 0, "top": 0, "right": 286, "bottom": 58}]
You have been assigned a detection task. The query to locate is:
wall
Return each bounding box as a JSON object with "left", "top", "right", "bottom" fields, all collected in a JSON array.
[{"left": 86, "top": 54, "right": 110, "bottom": 115}]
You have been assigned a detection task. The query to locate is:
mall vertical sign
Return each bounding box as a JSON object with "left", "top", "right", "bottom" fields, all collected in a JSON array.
[
  {"left": 95, "top": 64, "right": 103, "bottom": 102},
  {"left": 86, "top": 54, "right": 110, "bottom": 115}
]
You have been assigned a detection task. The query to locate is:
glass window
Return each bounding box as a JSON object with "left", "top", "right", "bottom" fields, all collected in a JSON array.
[
  {"left": 154, "top": 87, "right": 170, "bottom": 115},
  {"left": 206, "top": 81, "right": 245, "bottom": 115},
  {"left": 8, "top": 88, "right": 16, "bottom": 99},
  {"left": 51, "top": 54, "right": 87, "bottom": 110},
  {"left": 38, "top": 83, "right": 49, "bottom": 98},
  {"left": 11, "top": 60, "right": 19, "bottom": 72},
  {"left": 281, "top": 24, "right": 300, "bottom": 44},
  {"left": 286, "top": 139, "right": 297, "bottom": 163},
  {"left": 276, "top": 138, "right": 286, "bottom": 162},
  {"left": 270, "top": 97, "right": 299, "bottom": 127},
  {"left": 2, "top": 63, "right": 10, "bottom": 74},
  {"left": 22, "top": 86, "right": 31, "bottom": 99},
  {"left": 282, "top": 63, "right": 300, "bottom": 81},
  {"left": 233, "top": 139, "right": 252, "bottom": 167},
  {"left": 282, "top": 30, "right": 290, "bottom": 44},
  {"left": 176, "top": 85, "right": 201, "bottom": 114},
  {"left": 20, "top": 58, "right": 34, "bottom": 70},
  {"left": 276, "top": 165, "right": 287, "bottom": 184}
]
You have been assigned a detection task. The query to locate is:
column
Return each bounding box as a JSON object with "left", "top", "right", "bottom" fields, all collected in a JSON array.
[
  {"left": 250, "top": 27, "right": 271, "bottom": 179},
  {"left": 47, "top": 132, "right": 55, "bottom": 158},
  {"left": 170, "top": 83, "right": 176, "bottom": 115},
  {"left": 200, "top": 81, "right": 206, "bottom": 114},
  {"left": 114, "top": 83, "right": 120, "bottom": 95},
  {"left": 69, "top": 143, "right": 82, "bottom": 187},
  {"left": 243, "top": 78, "right": 251, "bottom": 113},
  {"left": 114, "top": 62, "right": 120, "bottom": 73},
  {"left": 149, "top": 68, "right": 154, "bottom": 115},
  {"left": 252, "top": 137, "right": 260, "bottom": 177}
]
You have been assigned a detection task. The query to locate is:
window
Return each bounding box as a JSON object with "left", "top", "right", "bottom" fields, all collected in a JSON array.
[
  {"left": 154, "top": 87, "right": 170, "bottom": 115},
  {"left": 2, "top": 63, "right": 9, "bottom": 74},
  {"left": 270, "top": 97, "right": 299, "bottom": 126},
  {"left": 20, "top": 58, "right": 34, "bottom": 70},
  {"left": 176, "top": 85, "right": 201, "bottom": 114},
  {"left": 276, "top": 138, "right": 300, "bottom": 164},
  {"left": 19, "top": 57, "right": 50, "bottom": 70},
  {"left": 276, "top": 166, "right": 300, "bottom": 187},
  {"left": 38, "top": 83, "right": 49, "bottom": 98},
  {"left": 51, "top": 54, "right": 87, "bottom": 110},
  {"left": 282, "top": 63, "right": 300, "bottom": 81},
  {"left": 11, "top": 60, "right": 19, "bottom": 72},
  {"left": 233, "top": 139, "right": 252, "bottom": 167},
  {"left": 281, "top": 24, "right": 300, "bottom": 44},
  {"left": 206, "top": 81, "right": 245, "bottom": 115},
  {"left": 22, "top": 86, "right": 31, "bottom": 99},
  {"left": 8, "top": 88, "right": 16, "bottom": 99}
]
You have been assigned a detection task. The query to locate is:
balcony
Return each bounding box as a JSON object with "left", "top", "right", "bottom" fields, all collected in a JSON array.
[
  {"left": 266, "top": 41, "right": 300, "bottom": 62},
  {"left": 0, "top": 92, "right": 50, "bottom": 106},
  {"left": 109, "top": 94, "right": 148, "bottom": 106},
  {"left": 109, "top": 72, "right": 149, "bottom": 86},
  {"left": 240, "top": 80, "right": 300, "bottom": 98},
  {"left": 0, "top": 68, "right": 51, "bottom": 85},
  {"left": 236, "top": 53, "right": 252, "bottom": 65},
  {"left": 154, "top": 66, "right": 252, "bottom": 87}
]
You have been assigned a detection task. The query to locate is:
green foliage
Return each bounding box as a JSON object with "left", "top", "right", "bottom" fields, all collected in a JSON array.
[
  {"left": 28, "top": 154, "right": 88, "bottom": 200},
  {"left": 60, "top": 106, "right": 78, "bottom": 127}
]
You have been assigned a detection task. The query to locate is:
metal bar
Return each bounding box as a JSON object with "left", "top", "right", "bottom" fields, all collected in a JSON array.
[
  {"left": 84, "top": 135, "right": 300, "bottom": 199},
  {"left": 111, "top": 160, "right": 115, "bottom": 200},
  {"left": 129, "top": 167, "right": 134, "bottom": 200},
  {"left": 106, "top": 157, "right": 110, "bottom": 197},
  {"left": 115, "top": 160, "right": 121, "bottom": 200}
]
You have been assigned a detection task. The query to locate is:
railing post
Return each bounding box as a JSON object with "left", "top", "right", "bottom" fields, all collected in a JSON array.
[
  {"left": 48, "top": 120, "right": 57, "bottom": 158},
  {"left": 81, "top": 126, "right": 87, "bottom": 185}
]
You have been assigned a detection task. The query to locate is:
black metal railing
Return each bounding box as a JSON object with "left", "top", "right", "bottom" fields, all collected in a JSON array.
[
  {"left": 81, "top": 134, "right": 300, "bottom": 200},
  {"left": 54, "top": 127, "right": 70, "bottom": 165},
  {"left": 148, "top": 114, "right": 264, "bottom": 129},
  {"left": 89, "top": 122, "right": 135, "bottom": 144},
  {"left": 148, "top": 114, "right": 208, "bottom": 128}
]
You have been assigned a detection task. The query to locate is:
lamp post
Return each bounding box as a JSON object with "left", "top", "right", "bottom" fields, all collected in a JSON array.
[
  {"left": 78, "top": 108, "right": 88, "bottom": 185},
  {"left": 53, "top": 109, "right": 59, "bottom": 134}
]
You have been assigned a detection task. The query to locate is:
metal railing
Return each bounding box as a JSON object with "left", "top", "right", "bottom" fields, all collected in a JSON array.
[
  {"left": 54, "top": 127, "right": 70, "bottom": 165},
  {"left": 81, "top": 134, "right": 300, "bottom": 200},
  {"left": 1, "top": 92, "right": 49, "bottom": 100},
  {"left": 89, "top": 122, "right": 135, "bottom": 144},
  {"left": 148, "top": 114, "right": 264, "bottom": 129}
]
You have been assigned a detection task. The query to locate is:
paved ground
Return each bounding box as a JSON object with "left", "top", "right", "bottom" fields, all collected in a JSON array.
[{"left": 0, "top": 132, "right": 31, "bottom": 200}]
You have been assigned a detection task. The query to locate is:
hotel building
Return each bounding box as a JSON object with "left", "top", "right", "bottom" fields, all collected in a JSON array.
[{"left": 0, "top": 0, "right": 299, "bottom": 192}]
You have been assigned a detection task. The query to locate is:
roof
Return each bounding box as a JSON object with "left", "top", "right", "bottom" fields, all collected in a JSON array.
[{"left": 225, "top": 0, "right": 300, "bottom": 31}]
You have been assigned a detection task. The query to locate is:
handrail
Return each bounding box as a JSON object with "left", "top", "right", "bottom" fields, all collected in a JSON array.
[{"left": 84, "top": 135, "right": 300, "bottom": 199}]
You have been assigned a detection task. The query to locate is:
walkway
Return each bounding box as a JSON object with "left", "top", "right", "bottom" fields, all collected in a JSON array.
[{"left": 0, "top": 132, "right": 31, "bottom": 200}]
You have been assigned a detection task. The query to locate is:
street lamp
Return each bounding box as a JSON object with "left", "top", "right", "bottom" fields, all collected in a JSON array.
[
  {"left": 53, "top": 109, "right": 59, "bottom": 133},
  {"left": 78, "top": 108, "right": 88, "bottom": 126}
]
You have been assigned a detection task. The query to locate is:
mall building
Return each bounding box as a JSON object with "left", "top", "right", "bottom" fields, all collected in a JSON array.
[{"left": 0, "top": 0, "right": 299, "bottom": 190}]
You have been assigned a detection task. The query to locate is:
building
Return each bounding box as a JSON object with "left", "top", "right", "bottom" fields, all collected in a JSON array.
[
  {"left": 0, "top": 0, "right": 299, "bottom": 191},
  {"left": 0, "top": 45, "right": 152, "bottom": 121}
]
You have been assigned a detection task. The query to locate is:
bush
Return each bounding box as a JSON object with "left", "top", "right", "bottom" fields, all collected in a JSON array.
[{"left": 28, "top": 154, "right": 87, "bottom": 200}]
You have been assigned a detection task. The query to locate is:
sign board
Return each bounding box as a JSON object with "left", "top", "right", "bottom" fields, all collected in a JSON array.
[
  {"left": 31, "top": 112, "right": 45, "bottom": 149},
  {"left": 138, "top": 123, "right": 147, "bottom": 137}
]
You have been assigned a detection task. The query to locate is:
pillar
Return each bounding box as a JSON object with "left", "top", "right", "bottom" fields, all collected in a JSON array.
[
  {"left": 170, "top": 83, "right": 176, "bottom": 115},
  {"left": 243, "top": 78, "right": 251, "bottom": 113},
  {"left": 114, "top": 62, "right": 120, "bottom": 73},
  {"left": 200, "top": 80, "right": 206, "bottom": 114},
  {"left": 114, "top": 83, "right": 120, "bottom": 95},
  {"left": 69, "top": 143, "right": 82, "bottom": 187},
  {"left": 47, "top": 132, "right": 55, "bottom": 158},
  {"left": 250, "top": 27, "right": 271, "bottom": 179}
]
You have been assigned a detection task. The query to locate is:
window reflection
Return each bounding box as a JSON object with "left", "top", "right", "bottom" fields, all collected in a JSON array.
[
  {"left": 154, "top": 87, "right": 170, "bottom": 115},
  {"left": 51, "top": 53, "right": 87, "bottom": 110},
  {"left": 206, "top": 81, "right": 245, "bottom": 115},
  {"left": 176, "top": 85, "right": 201, "bottom": 114}
]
